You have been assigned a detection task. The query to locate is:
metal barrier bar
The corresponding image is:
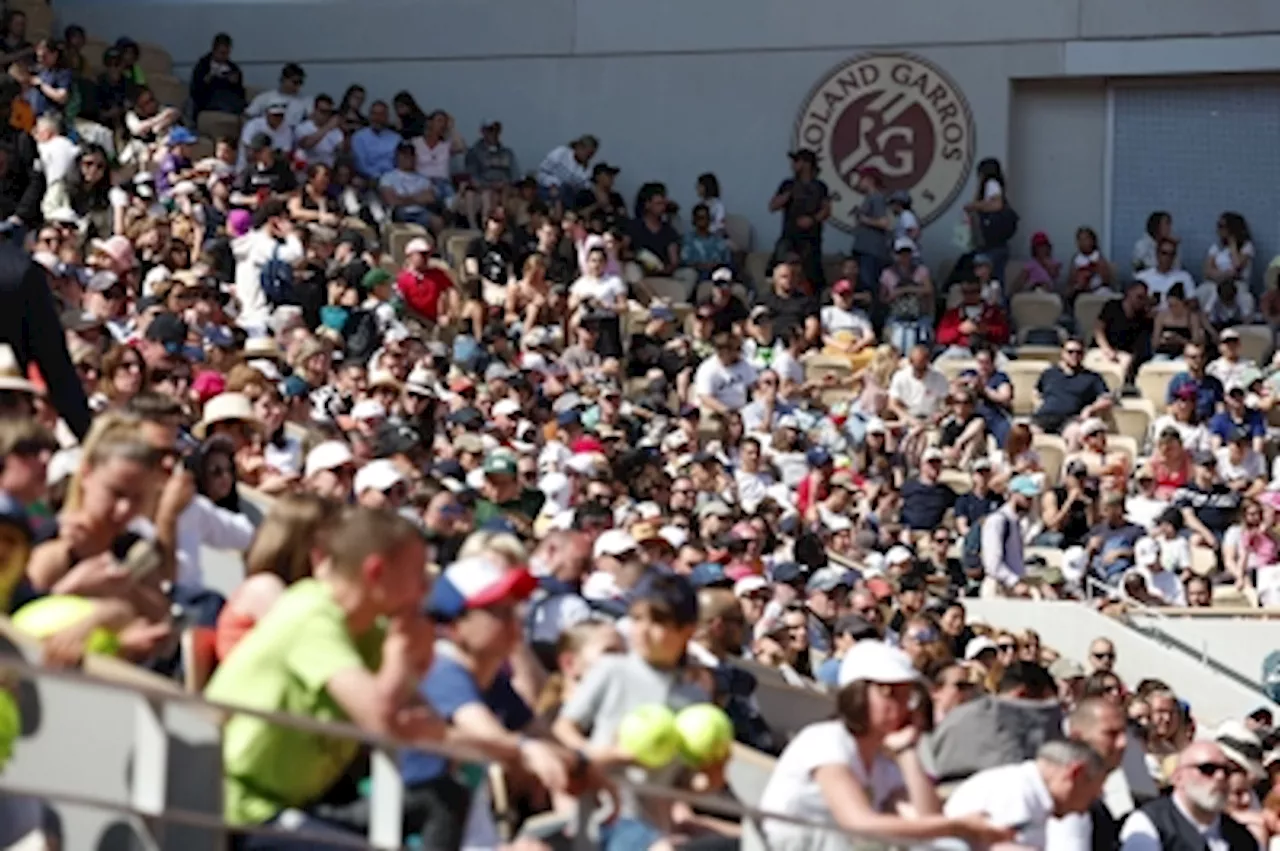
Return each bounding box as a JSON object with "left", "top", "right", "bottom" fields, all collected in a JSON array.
[{"left": 0, "top": 651, "right": 897, "bottom": 849}]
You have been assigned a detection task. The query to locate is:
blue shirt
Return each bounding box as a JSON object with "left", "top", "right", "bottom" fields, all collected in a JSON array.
[
  {"left": 900, "top": 479, "right": 957, "bottom": 530},
  {"left": 680, "top": 232, "right": 731, "bottom": 279},
  {"left": 816, "top": 656, "right": 841, "bottom": 687},
  {"left": 955, "top": 490, "right": 1001, "bottom": 527},
  {"left": 1167, "top": 372, "right": 1223, "bottom": 422},
  {"left": 27, "top": 67, "right": 72, "bottom": 117},
  {"left": 1208, "top": 409, "right": 1265, "bottom": 442},
  {"left": 400, "top": 648, "right": 533, "bottom": 786},
  {"left": 350, "top": 126, "right": 401, "bottom": 180}
]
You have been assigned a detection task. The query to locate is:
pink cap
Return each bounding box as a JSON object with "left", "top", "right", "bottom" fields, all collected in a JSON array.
[{"left": 192, "top": 370, "right": 227, "bottom": 404}]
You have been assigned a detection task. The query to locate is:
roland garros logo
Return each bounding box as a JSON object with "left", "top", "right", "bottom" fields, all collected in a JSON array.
[{"left": 794, "top": 53, "right": 976, "bottom": 232}]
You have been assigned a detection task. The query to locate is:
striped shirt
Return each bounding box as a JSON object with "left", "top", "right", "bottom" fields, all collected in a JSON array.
[{"left": 536, "top": 145, "right": 591, "bottom": 193}]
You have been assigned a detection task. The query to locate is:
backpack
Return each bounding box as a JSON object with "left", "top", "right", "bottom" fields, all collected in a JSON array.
[
  {"left": 259, "top": 245, "right": 296, "bottom": 306},
  {"left": 979, "top": 204, "right": 1020, "bottom": 249},
  {"left": 341, "top": 308, "right": 380, "bottom": 365}
]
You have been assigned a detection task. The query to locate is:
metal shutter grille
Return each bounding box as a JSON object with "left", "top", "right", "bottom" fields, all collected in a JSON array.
[{"left": 1109, "top": 79, "right": 1280, "bottom": 293}]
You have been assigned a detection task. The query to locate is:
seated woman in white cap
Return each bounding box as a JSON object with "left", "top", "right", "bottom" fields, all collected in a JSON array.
[{"left": 759, "top": 641, "right": 1014, "bottom": 851}]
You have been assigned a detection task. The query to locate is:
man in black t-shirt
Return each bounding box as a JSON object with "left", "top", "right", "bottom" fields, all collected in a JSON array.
[
  {"left": 757, "top": 262, "right": 819, "bottom": 342},
  {"left": 1096, "top": 280, "right": 1153, "bottom": 381},
  {"left": 768, "top": 149, "right": 830, "bottom": 289},
  {"left": 234, "top": 134, "right": 297, "bottom": 200},
  {"left": 573, "top": 163, "right": 627, "bottom": 229},
  {"left": 701, "top": 275, "right": 750, "bottom": 335},
  {"left": 628, "top": 182, "right": 680, "bottom": 276},
  {"left": 462, "top": 211, "right": 514, "bottom": 338}
]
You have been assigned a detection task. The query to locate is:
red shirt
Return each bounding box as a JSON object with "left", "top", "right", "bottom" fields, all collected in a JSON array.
[{"left": 397, "top": 267, "right": 452, "bottom": 321}]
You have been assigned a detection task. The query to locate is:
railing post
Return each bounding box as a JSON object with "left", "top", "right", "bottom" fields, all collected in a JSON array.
[
  {"left": 571, "top": 794, "right": 594, "bottom": 851},
  {"left": 132, "top": 696, "right": 169, "bottom": 846},
  {"left": 367, "top": 746, "right": 404, "bottom": 850}
]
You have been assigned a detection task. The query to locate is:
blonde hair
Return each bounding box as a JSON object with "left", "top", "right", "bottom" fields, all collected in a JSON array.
[
  {"left": 867, "top": 345, "right": 900, "bottom": 388},
  {"left": 245, "top": 494, "right": 338, "bottom": 584},
  {"left": 65, "top": 413, "right": 156, "bottom": 513},
  {"left": 535, "top": 621, "right": 618, "bottom": 717},
  {"left": 457, "top": 531, "right": 528, "bottom": 566}
]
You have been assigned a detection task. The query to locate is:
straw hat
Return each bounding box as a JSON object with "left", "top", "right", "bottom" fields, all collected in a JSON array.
[
  {"left": 193, "top": 392, "right": 263, "bottom": 439},
  {"left": 0, "top": 344, "right": 41, "bottom": 394}
]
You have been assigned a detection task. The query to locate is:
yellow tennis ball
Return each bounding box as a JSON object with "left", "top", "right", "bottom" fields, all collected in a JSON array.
[
  {"left": 0, "top": 687, "right": 20, "bottom": 771},
  {"left": 617, "top": 704, "right": 680, "bottom": 770},
  {"left": 675, "top": 703, "right": 734, "bottom": 767},
  {"left": 11, "top": 595, "right": 121, "bottom": 656}
]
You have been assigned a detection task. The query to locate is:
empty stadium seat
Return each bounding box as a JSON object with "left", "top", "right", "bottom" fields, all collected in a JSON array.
[
  {"left": 1004, "top": 359, "right": 1049, "bottom": 416},
  {"left": 637, "top": 277, "right": 690, "bottom": 305},
  {"left": 149, "top": 73, "right": 187, "bottom": 109},
  {"left": 1015, "top": 344, "right": 1061, "bottom": 362},
  {"left": 1106, "top": 434, "right": 1139, "bottom": 471},
  {"left": 1010, "top": 292, "right": 1062, "bottom": 332},
  {"left": 1232, "top": 324, "right": 1274, "bottom": 366},
  {"left": 197, "top": 111, "right": 241, "bottom": 142},
  {"left": 1114, "top": 398, "right": 1154, "bottom": 451},
  {"left": 939, "top": 468, "right": 973, "bottom": 494},
  {"left": 137, "top": 42, "right": 175, "bottom": 77},
  {"left": 722, "top": 214, "right": 753, "bottom": 253},
  {"left": 1074, "top": 292, "right": 1120, "bottom": 345},
  {"left": 1032, "top": 433, "right": 1066, "bottom": 486},
  {"left": 802, "top": 354, "right": 853, "bottom": 385},
  {"left": 935, "top": 358, "right": 977, "bottom": 383},
  {"left": 744, "top": 251, "right": 771, "bottom": 290},
  {"left": 1135, "top": 360, "right": 1184, "bottom": 415}
]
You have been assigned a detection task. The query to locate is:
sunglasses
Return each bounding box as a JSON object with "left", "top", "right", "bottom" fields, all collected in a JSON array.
[
  {"left": 1092, "top": 651, "right": 1116, "bottom": 661},
  {"left": 1064, "top": 347, "right": 1084, "bottom": 355},
  {"left": 1193, "top": 762, "right": 1233, "bottom": 778},
  {"left": 997, "top": 643, "right": 1017, "bottom": 652}
]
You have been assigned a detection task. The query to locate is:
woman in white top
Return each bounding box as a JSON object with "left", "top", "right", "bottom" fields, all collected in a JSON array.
[
  {"left": 1204, "top": 211, "right": 1255, "bottom": 289},
  {"left": 569, "top": 246, "right": 626, "bottom": 357},
  {"left": 1132, "top": 210, "right": 1178, "bottom": 272},
  {"left": 758, "top": 641, "right": 1012, "bottom": 851}
]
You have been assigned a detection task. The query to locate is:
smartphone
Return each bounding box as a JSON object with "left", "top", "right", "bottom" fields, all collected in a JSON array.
[{"left": 122, "top": 539, "right": 162, "bottom": 582}]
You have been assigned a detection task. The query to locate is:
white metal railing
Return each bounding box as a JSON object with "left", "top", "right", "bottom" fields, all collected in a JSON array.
[{"left": 0, "top": 643, "right": 901, "bottom": 851}]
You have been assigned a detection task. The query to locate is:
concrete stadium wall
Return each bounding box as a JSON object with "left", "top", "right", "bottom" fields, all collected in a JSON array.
[{"left": 52, "top": 0, "right": 1280, "bottom": 267}]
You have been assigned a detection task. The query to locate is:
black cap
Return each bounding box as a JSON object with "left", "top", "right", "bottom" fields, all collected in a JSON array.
[
  {"left": 375, "top": 422, "right": 421, "bottom": 458},
  {"left": 833, "top": 614, "right": 879, "bottom": 641},
  {"left": 249, "top": 133, "right": 273, "bottom": 152},
  {"left": 1193, "top": 450, "right": 1218, "bottom": 467},
  {"left": 771, "top": 561, "right": 805, "bottom": 584},
  {"left": 592, "top": 162, "right": 620, "bottom": 178},
  {"left": 145, "top": 312, "right": 188, "bottom": 350},
  {"left": 447, "top": 406, "right": 484, "bottom": 429},
  {"left": 336, "top": 229, "right": 365, "bottom": 251},
  {"left": 788, "top": 149, "right": 818, "bottom": 165}
]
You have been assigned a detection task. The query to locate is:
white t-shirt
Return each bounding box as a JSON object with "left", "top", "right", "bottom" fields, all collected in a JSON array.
[
  {"left": 821, "top": 305, "right": 873, "bottom": 337},
  {"left": 1217, "top": 447, "right": 1265, "bottom": 484},
  {"left": 945, "top": 760, "right": 1056, "bottom": 849},
  {"left": 38, "top": 135, "right": 79, "bottom": 185},
  {"left": 413, "top": 136, "right": 452, "bottom": 180},
  {"left": 378, "top": 169, "right": 432, "bottom": 203},
  {"left": 238, "top": 116, "right": 295, "bottom": 170},
  {"left": 889, "top": 365, "right": 949, "bottom": 419},
  {"left": 293, "top": 119, "right": 344, "bottom": 168},
  {"left": 1150, "top": 415, "right": 1210, "bottom": 454},
  {"left": 983, "top": 178, "right": 1003, "bottom": 201},
  {"left": 759, "top": 720, "right": 905, "bottom": 843},
  {"left": 1207, "top": 241, "right": 1255, "bottom": 281},
  {"left": 569, "top": 274, "right": 626, "bottom": 309},
  {"left": 1137, "top": 267, "right": 1196, "bottom": 304},
  {"left": 245, "top": 90, "right": 312, "bottom": 128},
  {"left": 772, "top": 348, "right": 805, "bottom": 388},
  {"left": 1129, "top": 563, "right": 1187, "bottom": 605},
  {"left": 693, "top": 355, "right": 758, "bottom": 412}
]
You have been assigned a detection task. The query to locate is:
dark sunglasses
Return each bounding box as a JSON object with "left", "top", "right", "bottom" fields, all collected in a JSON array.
[
  {"left": 1092, "top": 651, "right": 1116, "bottom": 661},
  {"left": 997, "top": 643, "right": 1017, "bottom": 652},
  {"left": 1194, "top": 762, "right": 1233, "bottom": 778}
]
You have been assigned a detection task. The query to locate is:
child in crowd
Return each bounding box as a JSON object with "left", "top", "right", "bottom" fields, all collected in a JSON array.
[
  {"left": 889, "top": 190, "right": 920, "bottom": 249},
  {"left": 1015, "top": 230, "right": 1062, "bottom": 294},
  {"left": 553, "top": 573, "right": 737, "bottom": 851},
  {"left": 695, "top": 173, "right": 726, "bottom": 237}
]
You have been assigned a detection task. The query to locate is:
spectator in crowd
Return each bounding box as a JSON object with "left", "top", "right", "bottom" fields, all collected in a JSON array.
[
  {"left": 1033, "top": 337, "right": 1113, "bottom": 436},
  {"left": 245, "top": 62, "right": 309, "bottom": 129},
  {"left": 190, "top": 33, "right": 245, "bottom": 117}
]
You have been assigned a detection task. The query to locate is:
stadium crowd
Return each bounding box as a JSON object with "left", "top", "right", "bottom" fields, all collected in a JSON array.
[{"left": 0, "top": 18, "right": 1279, "bottom": 851}]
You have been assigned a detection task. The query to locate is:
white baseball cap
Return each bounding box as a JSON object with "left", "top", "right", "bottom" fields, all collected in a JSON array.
[
  {"left": 493, "top": 398, "right": 521, "bottom": 418},
  {"left": 964, "top": 636, "right": 999, "bottom": 660},
  {"left": 304, "top": 441, "right": 354, "bottom": 478},
  {"left": 886, "top": 545, "right": 914, "bottom": 564},
  {"left": 404, "top": 237, "right": 432, "bottom": 256},
  {"left": 354, "top": 459, "right": 407, "bottom": 495},
  {"left": 838, "top": 641, "right": 922, "bottom": 687},
  {"left": 350, "top": 399, "right": 387, "bottom": 421},
  {"left": 593, "top": 529, "right": 638, "bottom": 559},
  {"left": 733, "top": 575, "right": 769, "bottom": 598}
]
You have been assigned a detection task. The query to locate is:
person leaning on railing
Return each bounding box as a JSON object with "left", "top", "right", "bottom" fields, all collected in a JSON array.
[{"left": 206, "top": 506, "right": 445, "bottom": 850}]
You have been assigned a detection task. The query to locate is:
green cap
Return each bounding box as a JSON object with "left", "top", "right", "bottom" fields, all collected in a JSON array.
[
  {"left": 483, "top": 452, "right": 518, "bottom": 477},
  {"left": 361, "top": 268, "right": 393, "bottom": 291}
]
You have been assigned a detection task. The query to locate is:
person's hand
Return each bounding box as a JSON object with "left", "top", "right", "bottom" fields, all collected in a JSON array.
[
  {"left": 157, "top": 465, "right": 197, "bottom": 521},
  {"left": 116, "top": 618, "right": 175, "bottom": 661},
  {"left": 959, "top": 319, "right": 978, "bottom": 335},
  {"left": 952, "top": 813, "right": 1018, "bottom": 847},
  {"left": 1066, "top": 483, "right": 1084, "bottom": 504},
  {"left": 42, "top": 622, "right": 96, "bottom": 668},
  {"left": 392, "top": 703, "right": 448, "bottom": 743},
  {"left": 519, "top": 738, "right": 576, "bottom": 793},
  {"left": 57, "top": 510, "right": 99, "bottom": 554},
  {"left": 52, "top": 552, "right": 131, "bottom": 597},
  {"left": 883, "top": 725, "right": 921, "bottom": 755},
  {"left": 796, "top": 215, "right": 814, "bottom": 230},
  {"left": 1106, "top": 349, "right": 1120, "bottom": 363},
  {"left": 256, "top": 471, "right": 298, "bottom": 496},
  {"left": 320, "top": 212, "right": 340, "bottom": 227},
  {"left": 1010, "top": 581, "right": 1032, "bottom": 598}
]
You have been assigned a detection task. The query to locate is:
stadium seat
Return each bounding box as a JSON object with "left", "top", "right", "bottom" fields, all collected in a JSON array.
[
  {"left": 939, "top": 468, "right": 973, "bottom": 494},
  {"left": 1010, "top": 292, "right": 1062, "bottom": 333},
  {"left": 138, "top": 42, "right": 175, "bottom": 77},
  {"left": 83, "top": 38, "right": 110, "bottom": 74},
  {"left": 1002, "top": 259, "right": 1025, "bottom": 298},
  {"left": 1032, "top": 433, "right": 1066, "bottom": 486},
  {"left": 1004, "top": 359, "right": 1049, "bottom": 416},
  {"left": 1232, "top": 324, "right": 1274, "bottom": 366},
  {"left": 190, "top": 137, "right": 215, "bottom": 161},
  {"left": 802, "top": 354, "right": 853, "bottom": 385},
  {"left": 1135, "top": 360, "right": 1184, "bottom": 415},
  {"left": 385, "top": 223, "right": 429, "bottom": 265},
  {"left": 638, "top": 277, "right": 690, "bottom": 305},
  {"left": 1074, "top": 293, "right": 1120, "bottom": 345},
  {"left": 1190, "top": 546, "right": 1218, "bottom": 578},
  {"left": 149, "top": 73, "right": 187, "bottom": 109},
  {"left": 1106, "top": 434, "right": 1139, "bottom": 470},
  {"left": 441, "top": 228, "right": 480, "bottom": 272},
  {"left": 822, "top": 255, "right": 844, "bottom": 289},
  {"left": 935, "top": 358, "right": 977, "bottom": 383},
  {"left": 196, "top": 111, "right": 241, "bottom": 142},
  {"left": 1114, "top": 398, "right": 1154, "bottom": 450},
  {"left": 1015, "top": 344, "right": 1061, "bottom": 362},
  {"left": 722, "top": 214, "right": 753, "bottom": 253},
  {"left": 1026, "top": 546, "right": 1064, "bottom": 570},
  {"left": 744, "top": 251, "right": 771, "bottom": 290},
  {"left": 1089, "top": 358, "right": 1125, "bottom": 394}
]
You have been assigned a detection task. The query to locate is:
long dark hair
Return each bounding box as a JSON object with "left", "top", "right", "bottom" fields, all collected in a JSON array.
[
  {"left": 67, "top": 143, "right": 111, "bottom": 211},
  {"left": 191, "top": 435, "right": 241, "bottom": 513},
  {"left": 974, "top": 157, "right": 1005, "bottom": 200},
  {"left": 393, "top": 90, "right": 426, "bottom": 138},
  {"left": 1220, "top": 212, "right": 1251, "bottom": 246}
]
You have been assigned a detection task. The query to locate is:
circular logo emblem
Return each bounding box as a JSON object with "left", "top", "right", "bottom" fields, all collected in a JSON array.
[{"left": 794, "top": 53, "right": 976, "bottom": 233}]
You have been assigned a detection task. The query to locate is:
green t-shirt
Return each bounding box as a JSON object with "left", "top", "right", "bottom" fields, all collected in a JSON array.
[
  {"left": 473, "top": 489, "right": 546, "bottom": 528},
  {"left": 205, "top": 579, "right": 382, "bottom": 826}
]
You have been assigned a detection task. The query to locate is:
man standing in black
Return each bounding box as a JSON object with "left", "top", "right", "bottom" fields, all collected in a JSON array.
[
  {"left": 0, "top": 77, "right": 45, "bottom": 229},
  {"left": 769, "top": 149, "right": 830, "bottom": 290}
]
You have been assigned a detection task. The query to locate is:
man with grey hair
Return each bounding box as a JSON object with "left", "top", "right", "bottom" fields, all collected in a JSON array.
[
  {"left": 1120, "top": 740, "right": 1258, "bottom": 851},
  {"left": 944, "top": 739, "right": 1108, "bottom": 849}
]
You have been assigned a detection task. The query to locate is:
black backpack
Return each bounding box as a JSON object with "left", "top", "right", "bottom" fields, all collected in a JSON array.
[
  {"left": 979, "top": 205, "right": 1020, "bottom": 249},
  {"left": 341, "top": 309, "right": 380, "bottom": 364},
  {"left": 259, "top": 244, "right": 297, "bottom": 306}
]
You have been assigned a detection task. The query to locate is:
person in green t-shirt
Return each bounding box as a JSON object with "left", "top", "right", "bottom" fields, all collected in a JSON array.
[
  {"left": 472, "top": 450, "right": 545, "bottom": 535},
  {"left": 205, "top": 506, "right": 441, "bottom": 848}
]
